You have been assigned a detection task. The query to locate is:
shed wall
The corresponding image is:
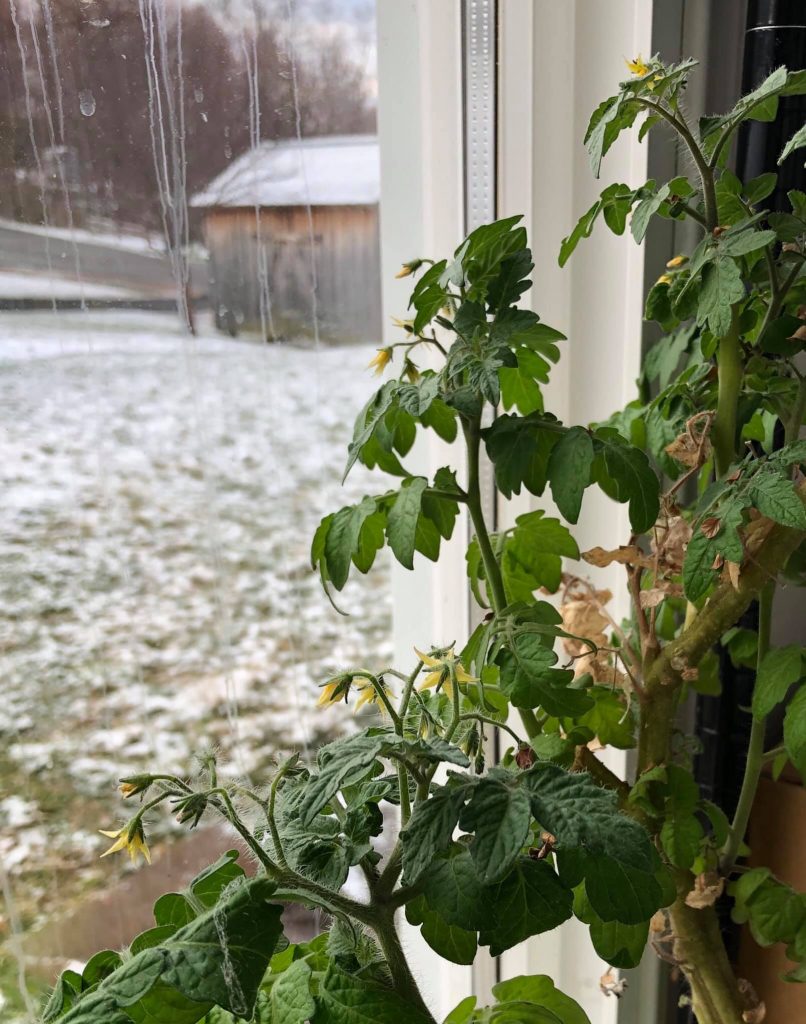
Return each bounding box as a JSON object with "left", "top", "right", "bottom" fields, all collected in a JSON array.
[{"left": 202, "top": 205, "right": 382, "bottom": 343}]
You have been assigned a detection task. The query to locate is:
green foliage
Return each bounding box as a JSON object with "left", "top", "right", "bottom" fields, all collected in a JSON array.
[
  {"left": 51, "top": 53, "right": 806, "bottom": 1024},
  {"left": 45, "top": 867, "right": 284, "bottom": 1024}
]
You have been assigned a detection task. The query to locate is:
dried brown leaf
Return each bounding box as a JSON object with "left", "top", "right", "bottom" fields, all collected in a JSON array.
[
  {"left": 583, "top": 545, "right": 653, "bottom": 569},
  {"left": 599, "top": 969, "right": 628, "bottom": 998},
  {"left": 685, "top": 872, "right": 724, "bottom": 909}
]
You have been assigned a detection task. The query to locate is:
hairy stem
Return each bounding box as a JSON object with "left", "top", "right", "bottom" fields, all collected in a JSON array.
[
  {"left": 713, "top": 311, "right": 743, "bottom": 478},
  {"left": 719, "top": 581, "right": 774, "bottom": 874},
  {"left": 373, "top": 909, "right": 436, "bottom": 1022},
  {"left": 638, "top": 98, "right": 718, "bottom": 230}
]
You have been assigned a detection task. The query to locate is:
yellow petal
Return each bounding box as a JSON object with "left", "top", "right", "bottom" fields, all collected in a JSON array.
[
  {"left": 353, "top": 685, "right": 376, "bottom": 711},
  {"left": 414, "top": 646, "right": 455, "bottom": 668},
  {"left": 317, "top": 682, "right": 339, "bottom": 707},
  {"left": 100, "top": 834, "right": 129, "bottom": 858},
  {"left": 418, "top": 669, "right": 444, "bottom": 691},
  {"left": 626, "top": 55, "right": 650, "bottom": 77},
  {"left": 131, "top": 834, "right": 151, "bottom": 865},
  {"left": 454, "top": 663, "right": 477, "bottom": 684},
  {"left": 98, "top": 828, "right": 124, "bottom": 839}
]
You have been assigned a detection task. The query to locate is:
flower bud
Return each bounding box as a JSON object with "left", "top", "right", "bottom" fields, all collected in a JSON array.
[
  {"left": 395, "top": 258, "right": 423, "bottom": 279},
  {"left": 118, "top": 774, "right": 153, "bottom": 800},
  {"left": 174, "top": 793, "right": 208, "bottom": 829}
]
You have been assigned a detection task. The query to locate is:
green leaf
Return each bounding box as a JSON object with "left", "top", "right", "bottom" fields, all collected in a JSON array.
[
  {"left": 631, "top": 183, "right": 670, "bottom": 244},
  {"left": 401, "top": 784, "right": 469, "bottom": 884},
  {"left": 523, "top": 765, "right": 655, "bottom": 872},
  {"left": 753, "top": 646, "right": 804, "bottom": 720},
  {"left": 444, "top": 997, "right": 478, "bottom": 1024},
  {"left": 592, "top": 428, "right": 660, "bottom": 533},
  {"left": 325, "top": 497, "right": 379, "bottom": 590},
  {"left": 407, "top": 897, "right": 478, "bottom": 966},
  {"left": 585, "top": 95, "right": 639, "bottom": 179},
  {"left": 780, "top": 122, "right": 806, "bottom": 165},
  {"left": 747, "top": 473, "right": 806, "bottom": 528},
  {"left": 459, "top": 776, "right": 532, "bottom": 882},
  {"left": 731, "top": 869, "right": 806, "bottom": 948},
  {"left": 571, "top": 687, "right": 635, "bottom": 749},
  {"left": 569, "top": 851, "right": 665, "bottom": 925},
  {"left": 500, "top": 634, "right": 593, "bottom": 718},
  {"left": 483, "top": 414, "right": 560, "bottom": 499},
  {"left": 503, "top": 510, "right": 580, "bottom": 597},
  {"left": 300, "top": 732, "right": 386, "bottom": 826},
  {"left": 421, "top": 847, "right": 488, "bottom": 931},
  {"left": 683, "top": 501, "right": 745, "bottom": 603},
  {"left": 478, "top": 857, "right": 573, "bottom": 956},
  {"left": 410, "top": 260, "right": 449, "bottom": 334},
  {"left": 60, "top": 879, "right": 283, "bottom": 1024},
  {"left": 386, "top": 477, "right": 428, "bottom": 569},
  {"left": 271, "top": 959, "right": 316, "bottom": 1024},
  {"left": 574, "top": 886, "right": 648, "bottom": 969},
  {"left": 784, "top": 686, "right": 806, "bottom": 780},
  {"left": 658, "top": 764, "right": 703, "bottom": 870},
  {"left": 491, "top": 976, "right": 590, "bottom": 1024},
  {"left": 421, "top": 398, "right": 458, "bottom": 442},
  {"left": 499, "top": 364, "right": 544, "bottom": 415},
  {"left": 559, "top": 200, "right": 601, "bottom": 267},
  {"left": 344, "top": 382, "right": 399, "bottom": 481},
  {"left": 547, "top": 427, "right": 594, "bottom": 524},
  {"left": 719, "top": 227, "right": 777, "bottom": 257},
  {"left": 312, "top": 965, "right": 434, "bottom": 1024},
  {"left": 696, "top": 257, "right": 744, "bottom": 337}
]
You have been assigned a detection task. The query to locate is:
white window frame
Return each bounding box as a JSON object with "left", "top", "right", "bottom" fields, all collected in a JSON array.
[{"left": 376, "top": 2, "right": 665, "bottom": 1020}]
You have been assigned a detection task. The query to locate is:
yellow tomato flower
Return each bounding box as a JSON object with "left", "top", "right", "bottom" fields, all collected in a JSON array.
[
  {"left": 626, "top": 55, "right": 650, "bottom": 77},
  {"left": 317, "top": 673, "right": 353, "bottom": 707},
  {"left": 367, "top": 348, "right": 393, "bottom": 376},
  {"left": 666, "top": 254, "right": 687, "bottom": 269},
  {"left": 414, "top": 646, "right": 476, "bottom": 699},
  {"left": 656, "top": 274, "right": 672, "bottom": 286},
  {"left": 99, "top": 822, "right": 151, "bottom": 865},
  {"left": 353, "top": 677, "right": 393, "bottom": 713}
]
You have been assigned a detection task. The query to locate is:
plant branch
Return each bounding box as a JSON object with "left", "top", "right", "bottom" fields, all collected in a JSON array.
[
  {"left": 719, "top": 581, "right": 774, "bottom": 875},
  {"left": 572, "top": 744, "right": 629, "bottom": 800},
  {"left": 637, "top": 97, "right": 718, "bottom": 230},
  {"left": 713, "top": 308, "right": 743, "bottom": 478}
]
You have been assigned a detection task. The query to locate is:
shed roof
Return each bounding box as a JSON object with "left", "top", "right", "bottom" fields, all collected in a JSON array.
[{"left": 190, "top": 134, "right": 379, "bottom": 209}]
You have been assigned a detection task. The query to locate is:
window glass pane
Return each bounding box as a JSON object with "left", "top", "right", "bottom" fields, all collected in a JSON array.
[{"left": 0, "top": 1, "right": 382, "bottom": 1013}]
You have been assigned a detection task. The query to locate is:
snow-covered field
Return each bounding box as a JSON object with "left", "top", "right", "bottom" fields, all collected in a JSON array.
[
  {"left": 0, "top": 309, "right": 392, "bottom": 971},
  {"left": 0, "top": 272, "right": 139, "bottom": 300}
]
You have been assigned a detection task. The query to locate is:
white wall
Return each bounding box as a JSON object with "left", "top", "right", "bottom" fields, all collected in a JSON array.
[{"left": 377, "top": 2, "right": 661, "bottom": 1020}]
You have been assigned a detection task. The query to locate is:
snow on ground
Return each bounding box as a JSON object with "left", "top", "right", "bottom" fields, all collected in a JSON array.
[
  {"left": 0, "top": 308, "right": 392, "bottom": 935},
  {"left": 0, "top": 218, "right": 167, "bottom": 256},
  {"left": 0, "top": 272, "right": 140, "bottom": 300}
]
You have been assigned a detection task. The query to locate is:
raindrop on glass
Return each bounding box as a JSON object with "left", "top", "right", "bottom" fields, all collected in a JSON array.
[
  {"left": 194, "top": 88, "right": 204, "bottom": 103},
  {"left": 79, "top": 90, "right": 96, "bottom": 117},
  {"left": 89, "top": 18, "right": 110, "bottom": 27}
]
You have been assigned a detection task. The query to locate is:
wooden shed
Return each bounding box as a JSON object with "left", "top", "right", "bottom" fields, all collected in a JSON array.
[{"left": 191, "top": 135, "right": 381, "bottom": 342}]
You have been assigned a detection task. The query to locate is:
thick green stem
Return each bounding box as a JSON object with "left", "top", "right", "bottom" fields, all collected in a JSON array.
[
  {"left": 713, "top": 313, "right": 743, "bottom": 478},
  {"left": 669, "top": 891, "right": 745, "bottom": 1024},
  {"left": 463, "top": 417, "right": 508, "bottom": 613},
  {"left": 719, "top": 582, "right": 774, "bottom": 875},
  {"left": 373, "top": 909, "right": 436, "bottom": 1022},
  {"left": 637, "top": 684, "right": 678, "bottom": 772},
  {"left": 463, "top": 417, "right": 544, "bottom": 741}
]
